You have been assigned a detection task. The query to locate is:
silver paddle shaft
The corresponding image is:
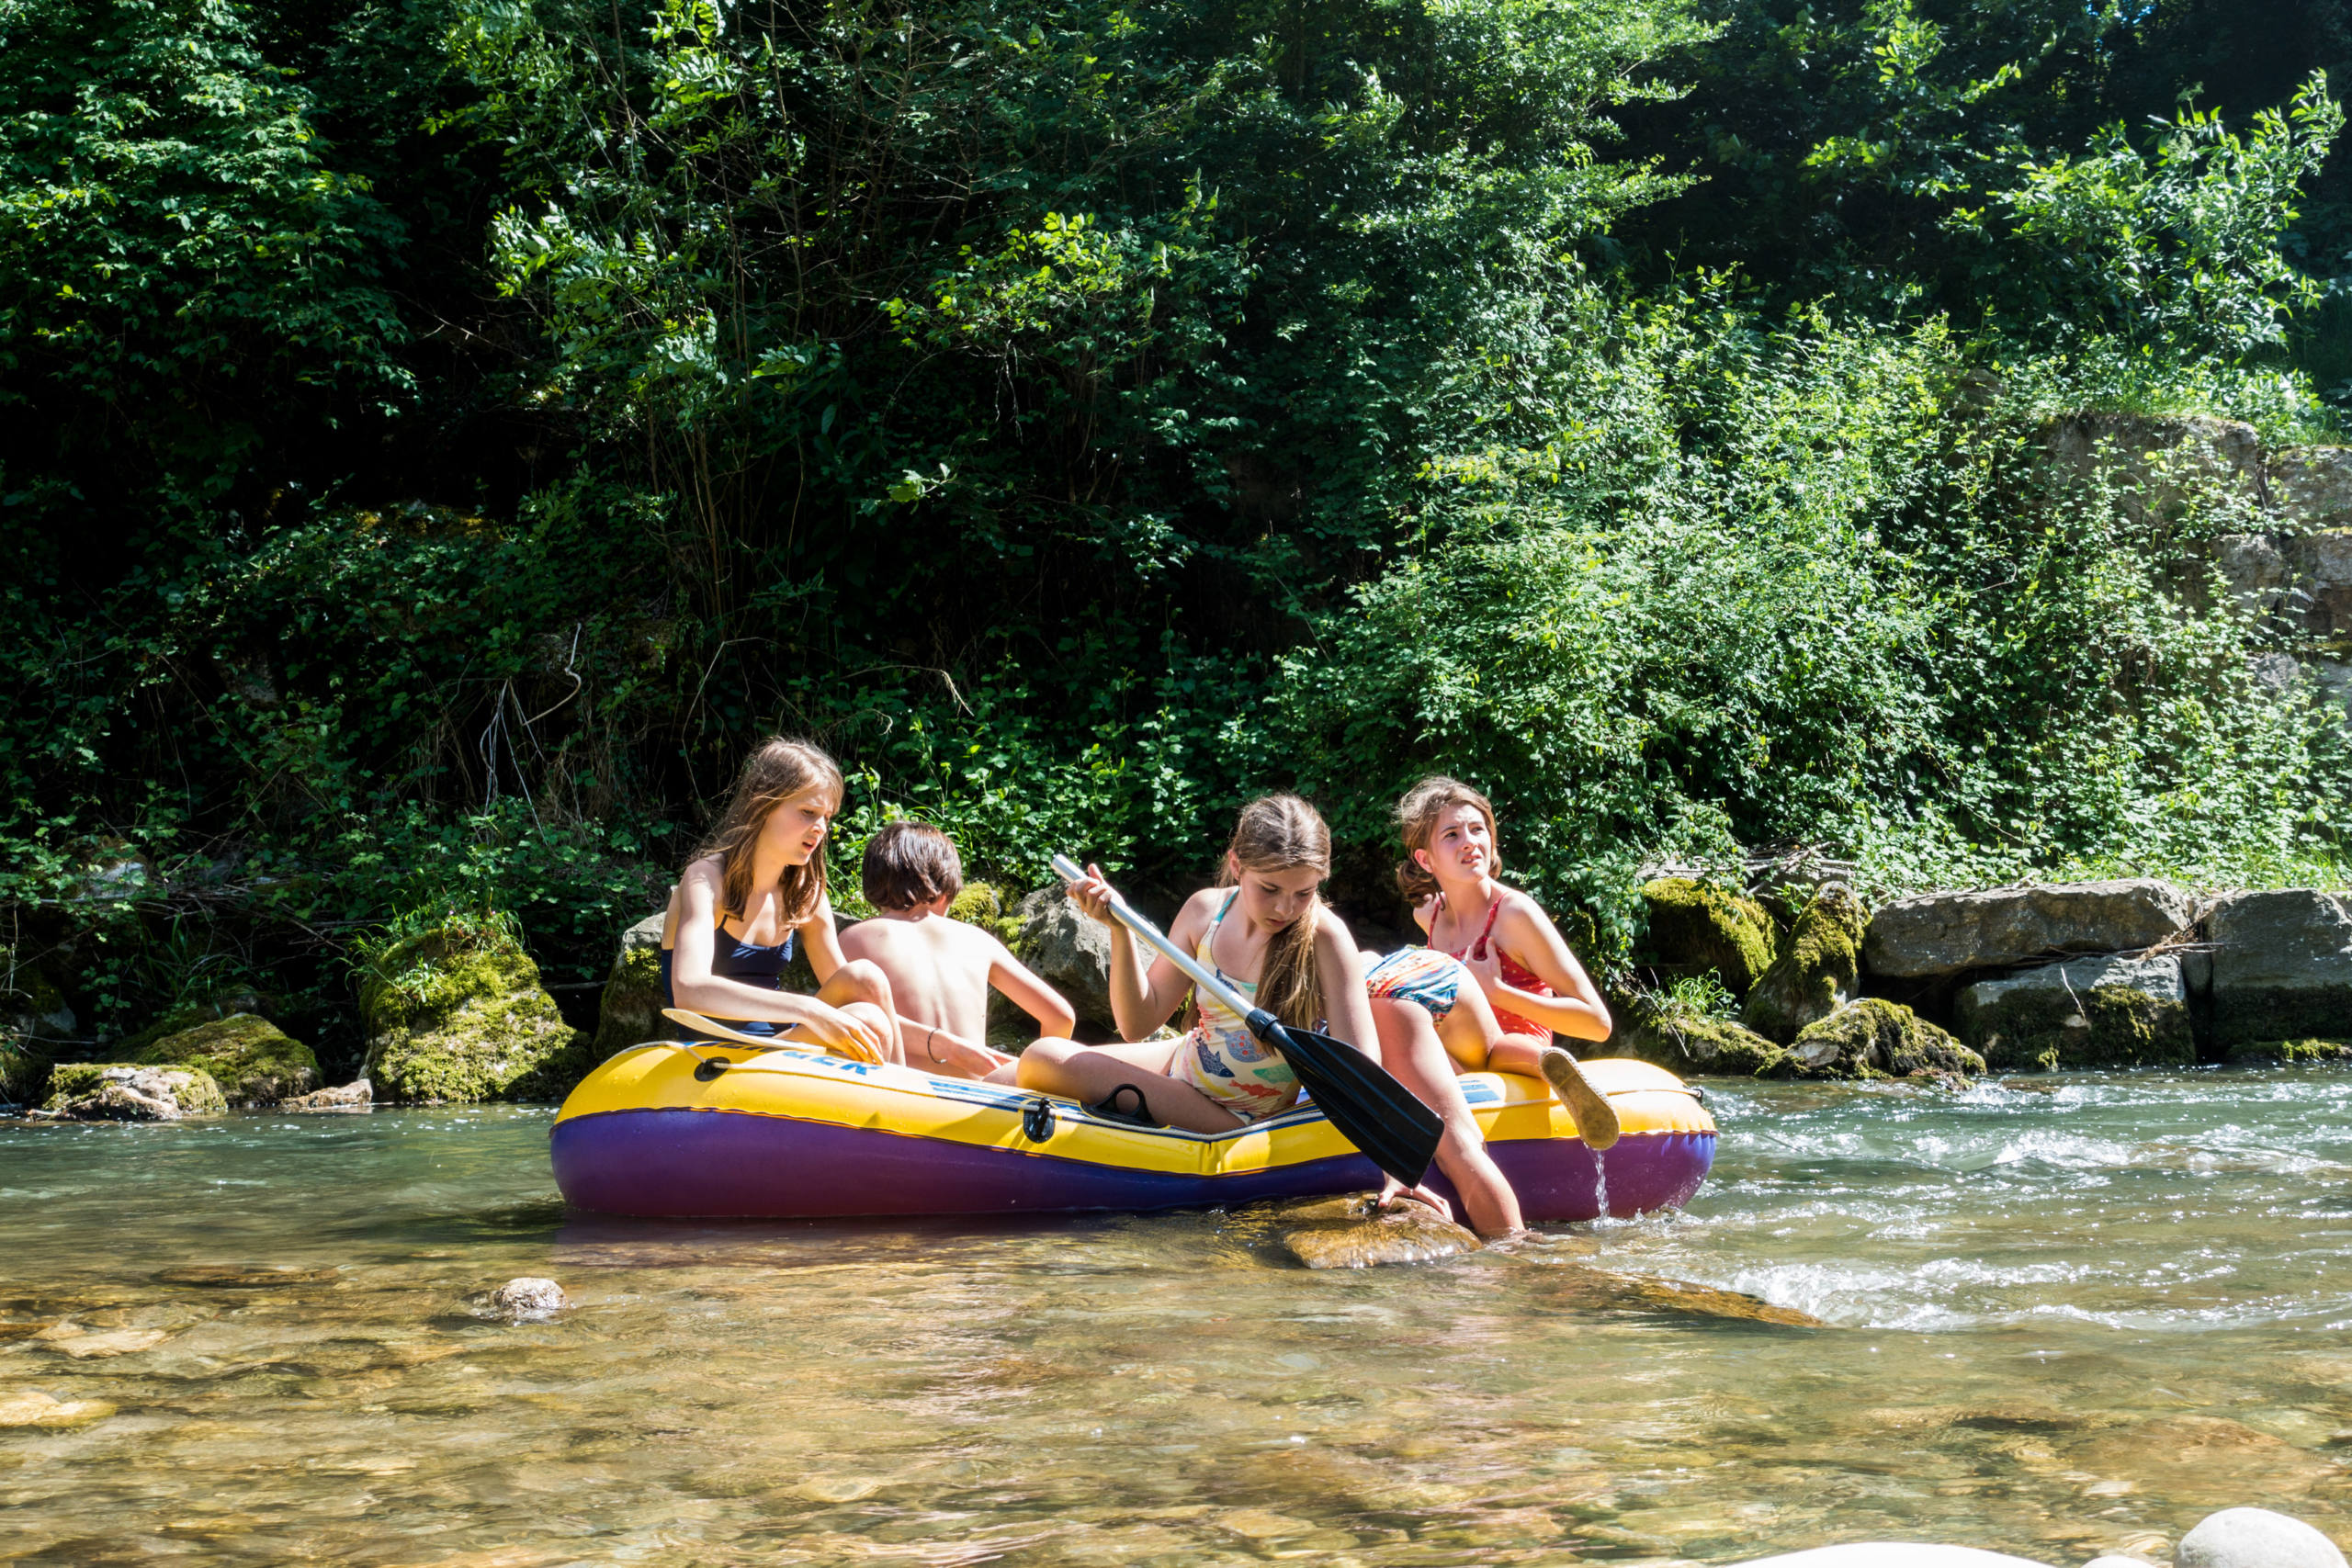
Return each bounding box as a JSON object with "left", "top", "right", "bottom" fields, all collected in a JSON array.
[{"left": 1048, "top": 853, "right": 1259, "bottom": 1023}]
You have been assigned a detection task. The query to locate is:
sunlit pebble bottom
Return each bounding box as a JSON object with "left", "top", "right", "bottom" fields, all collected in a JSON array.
[{"left": 5, "top": 1079, "right": 2352, "bottom": 1565}]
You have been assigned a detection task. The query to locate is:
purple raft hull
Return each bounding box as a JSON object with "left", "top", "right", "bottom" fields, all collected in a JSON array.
[{"left": 550, "top": 1110, "right": 1714, "bottom": 1222}]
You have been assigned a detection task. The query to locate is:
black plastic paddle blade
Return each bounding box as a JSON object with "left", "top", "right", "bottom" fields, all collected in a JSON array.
[{"left": 1246, "top": 1010, "right": 1442, "bottom": 1189}]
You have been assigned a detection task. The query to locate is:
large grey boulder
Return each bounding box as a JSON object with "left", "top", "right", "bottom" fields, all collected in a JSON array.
[
  {"left": 2207, "top": 890, "right": 2352, "bottom": 1050},
  {"left": 1955, "top": 953, "right": 2192, "bottom": 1070},
  {"left": 593, "top": 910, "right": 671, "bottom": 1056},
  {"left": 1014, "top": 888, "right": 1114, "bottom": 1032},
  {"left": 1864, "top": 881, "right": 2197, "bottom": 980},
  {"left": 2176, "top": 1506, "right": 2346, "bottom": 1568}
]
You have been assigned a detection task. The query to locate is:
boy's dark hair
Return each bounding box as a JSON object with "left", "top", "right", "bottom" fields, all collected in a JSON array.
[{"left": 861, "top": 820, "right": 964, "bottom": 912}]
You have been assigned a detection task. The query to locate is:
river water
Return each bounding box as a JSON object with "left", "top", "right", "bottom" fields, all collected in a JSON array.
[{"left": 5, "top": 1071, "right": 2350, "bottom": 1566}]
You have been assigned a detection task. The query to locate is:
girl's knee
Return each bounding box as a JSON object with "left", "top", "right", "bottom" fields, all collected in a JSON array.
[
  {"left": 1014, "top": 1042, "right": 1073, "bottom": 1088},
  {"left": 828, "top": 958, "right": 893, "bottom": 1008}
]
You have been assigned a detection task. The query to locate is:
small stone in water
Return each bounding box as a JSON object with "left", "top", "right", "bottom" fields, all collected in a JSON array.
[
  {"left": 280, "top": 1078, "right": 372, "bottom": 1113},
  {"left": 2175, "top": 1507, "right": 2347, "bottom": 1568},
  {"left": 0, "top": 1390, "right": 116, "bottom": 1427},
  {"left": 489, "top": 1278, "right": 567, "bottom": 1320}
]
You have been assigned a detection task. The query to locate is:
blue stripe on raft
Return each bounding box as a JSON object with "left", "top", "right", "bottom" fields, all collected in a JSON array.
[{"left": 550, "top": 1109, "right": 1714, "bottom": 1223}]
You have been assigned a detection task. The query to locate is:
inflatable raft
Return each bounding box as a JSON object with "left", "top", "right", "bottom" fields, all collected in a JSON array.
[{"left": 550, "top": 1043, "right": 1714, "bottom": 1221}]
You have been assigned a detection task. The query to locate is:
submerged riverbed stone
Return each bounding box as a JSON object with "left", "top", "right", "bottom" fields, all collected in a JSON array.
[
  {"left": 1863, "top": 881, "right": 2196, "bottom": 980},
  {"left": 2207, "top": 890, "right": 2352, "bottom": 1051},
  {"left": 1278, "top": 1194, "right": 1483, "bottom": 1269},
  {"left": 1640, "top": 877, "right": 1777, "bottom": 996},
  {"left": 1955, "top": 954, "right": 2192, "bottom": 1070},
  {"left": 361, "top": 919, "right": 592, "bottom": 1103},
  {"left": 2177, "top": 1507, "right": 2346, "bottom": 1568},
  {"left": 1743, "top": 886, "right": 1866, "bottom": 1043},
  {"left": 1014, "top": 887, "right": 1114, "bottom": 1031},
  {"left": 134, "top": 1013, "right": 318, "bottom": 1105},
  {"left": 38, "top": 1064, "right": 226, "bottom": 1120},
  {"left": 1790, "top": 998, "right": 1984, "bottom": 1081},
  {"left": 489, "top": 1277, "right": 568, "bottom": 1320},
  {"left": 592, "top": 911, "right": 670, "bottom": 1058}
]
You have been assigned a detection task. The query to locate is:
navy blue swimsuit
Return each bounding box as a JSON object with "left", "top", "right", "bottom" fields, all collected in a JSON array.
[{"left": 659, "top": 927, "right": 797, "bottom": 1039}]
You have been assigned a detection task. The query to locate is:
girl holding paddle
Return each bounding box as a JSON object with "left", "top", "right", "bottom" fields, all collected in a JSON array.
[
  {"left": 1028, "top": 794, "right": 1453, "bottom": 1217},
  {"left": 659, "top": 738, "right": 903, "bottom": 1063},
  {"left": 1023, "top": 795, "right": 1373, "bottom": 1133}
]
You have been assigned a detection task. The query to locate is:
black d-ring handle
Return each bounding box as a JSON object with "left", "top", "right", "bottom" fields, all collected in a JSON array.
[
  {"left": 1021, "top": 1097, "right": 1057, "bottom": 1143},
  {"left": 694, "top": 1055, "right": 730, "bottom": 1082}
]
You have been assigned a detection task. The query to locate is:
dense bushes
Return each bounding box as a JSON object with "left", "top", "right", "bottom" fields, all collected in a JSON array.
[{"left": 1, "top": 0, "right": 2348, "bottom": 1073}]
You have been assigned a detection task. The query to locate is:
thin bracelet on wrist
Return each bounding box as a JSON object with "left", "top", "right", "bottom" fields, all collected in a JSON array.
[{"left": 925, "top": 1025, "right": 943, "bottom": 1064}]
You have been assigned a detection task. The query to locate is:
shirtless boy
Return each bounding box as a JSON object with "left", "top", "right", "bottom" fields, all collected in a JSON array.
[{"left": 838, "top": 822, "right": 1075, "bottom": 1081}]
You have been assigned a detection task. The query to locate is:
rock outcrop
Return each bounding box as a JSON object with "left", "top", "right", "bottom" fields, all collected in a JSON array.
[
  {"left": 1614, "top": 1008, "right": 1789, "bottom": 1077},
  {"left": 2205, "top": 889, "right": 2352, "bottom": 1051},
  {"left": 1743, "top": 886, "right": 1866, "bottom": 1043},
  {"left": 2043, "top": 412, "right": 2267, "bottom": 526},
  {"left": 1954, "top": 953, "right": 2192, "bottom": 1070},
  {"left": 591, "top": 910, "right": 670, "bottom": 1058},
  {"left": 37, "top": 1064, "right": 227, "bottom": 1120},
  {"left": 1013, "top": 887, "right": 1114, "bottom": 1032},
  {"left": 1862, "top": 880, "right": 2196, "bottom": 980},
  {"left": 133, "top": 1013, "right": 318, "bottom": 1104},
  {"left": 361, "top": 918, "right": 592, "bottom": 1103},
  {"left": 1789, "top": 998, "right": 1984, "bottom": 1081},
  {"left": 1639, "top": 876, "right": 1777, "bottom": 996}
]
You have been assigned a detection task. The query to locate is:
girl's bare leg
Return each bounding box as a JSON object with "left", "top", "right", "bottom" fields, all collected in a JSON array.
[
  {"left": 819, "top": 959, "right": 903, "bottom": 1064},
  {"left": 1014, "top": 1039, "right": 1244, "bottom": 1134},
  {"left": 1371, "top": 998, "right": 1524, "bottom": 1236}
]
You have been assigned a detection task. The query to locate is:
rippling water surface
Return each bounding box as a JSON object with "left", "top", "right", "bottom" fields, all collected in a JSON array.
[{"left": 6, "top": 1071, "right": 2352, "bottom": 1565}]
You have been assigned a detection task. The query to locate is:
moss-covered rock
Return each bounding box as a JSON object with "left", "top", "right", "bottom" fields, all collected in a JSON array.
[
  {"left": 361, "top": 918, "right": 592, "bottom": 1103},
  {"left": 1639, "top": 877, "right": 1778, "bottom": 998},
  {"left": 592, "top": 912, "right": 670, "bottom": 1059},
  {"left": 40, "top": 1064, "right": 227, "bottom": 1120},
  {"left": 1742, "top": 886, "right": 1866, "bottom": 1043},
  {"left": 133, "top": 1014, "right": 318, "bottom": 1105},
  {"left": 1789, "top": 998, "right": 1984, "bottom": 1082},
  {"left": 2223, "top": 1037, "right": 2352, "bottom": 1066},
  {"left": 1613, "top": 1007, "right": 1791, "bottom": 1077},
  {"left": 951, "top": 882, "right": 1026, "bottom": 947},
  {"left": 1955, "top": 953, "right": 2193, "bottom": 1070}
]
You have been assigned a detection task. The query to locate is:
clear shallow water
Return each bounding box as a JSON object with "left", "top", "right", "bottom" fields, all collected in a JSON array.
[{"left": 5, "top": 1074, "right": 2352, "bottom": 1566}]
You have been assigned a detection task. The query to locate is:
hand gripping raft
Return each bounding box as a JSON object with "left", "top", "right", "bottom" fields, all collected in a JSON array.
[{"left": 1047, "top": 853, "right": 1443, "bottom": 1189}]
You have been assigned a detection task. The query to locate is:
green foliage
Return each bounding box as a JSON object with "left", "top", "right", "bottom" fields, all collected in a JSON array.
[{"left": 0, "top": 0, "right": 2347, "bottom": 1048}]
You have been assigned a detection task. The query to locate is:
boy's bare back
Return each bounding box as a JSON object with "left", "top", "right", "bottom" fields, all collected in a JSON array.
[{"left": 838, "top": 913, "right": 1002, "bottom": 1046}]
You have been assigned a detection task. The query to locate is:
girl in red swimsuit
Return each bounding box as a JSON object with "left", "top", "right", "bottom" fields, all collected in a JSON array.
[{"left": 1394, "top": 776, "right": 1618, "bottom": 1137}]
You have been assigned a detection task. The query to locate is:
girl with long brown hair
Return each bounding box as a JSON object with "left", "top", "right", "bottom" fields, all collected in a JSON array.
[
  {"left": 659, "top": 738, "right": 901, "bottom": 1062},
  {"left": 1019, "top": 795, "right": 1386, "bottom": 1136}
]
